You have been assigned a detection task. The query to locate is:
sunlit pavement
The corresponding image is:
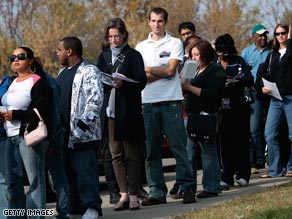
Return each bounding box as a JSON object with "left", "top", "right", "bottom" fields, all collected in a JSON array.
[{"left": 46, "top": 158, "right": 292, "bottom": 219}]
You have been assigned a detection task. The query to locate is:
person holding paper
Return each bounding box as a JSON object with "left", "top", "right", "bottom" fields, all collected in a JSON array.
[
  {"left": 96, "top": 18, "right": 147, "bottom": 211},
  {"left": 259, "top": 24, "right": 292, "bottom": 178}
]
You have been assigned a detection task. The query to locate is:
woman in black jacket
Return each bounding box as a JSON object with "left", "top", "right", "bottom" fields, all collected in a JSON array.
[
  {"left": 1, "top": 46, "right": 51, "bottom": 217},
  {"left": 259, "top": 24, "right": 292, "bottom": 178},
  {"left": 215, "top": 34, "right": 254, "bottom": 189},
  {"left": 96, "top": 18, "right": 147, "bottom": 211}
]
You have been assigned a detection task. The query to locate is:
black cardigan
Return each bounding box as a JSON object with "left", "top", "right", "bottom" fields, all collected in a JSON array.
[
  {"left": 96, "top": 44, "right": 147, "bottom": 141},
  {"left": 12, "top": 77, "right": 52, "bottom": 136}
]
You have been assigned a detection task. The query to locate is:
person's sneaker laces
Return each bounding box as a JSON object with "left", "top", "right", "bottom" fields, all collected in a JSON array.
[
  {"left": 236, "top": 178, "right": 248, "bottom": 187},
  {"left": 82, "top": 208, "right": 98, "bottom": 219}
]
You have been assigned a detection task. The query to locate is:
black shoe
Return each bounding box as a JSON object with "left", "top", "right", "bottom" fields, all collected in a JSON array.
[
  {"left": 169, "top": 183, "right": 180, "bottom": 195},
  {"left": 114, "top": 200, "right": 129, "bottom": 211},
  {"left": 182, "top": 186, "right": 196, "bottom": 204},
  {"left": 141, "top": 197, "right": 166, "bottom": 206},
  {"left": 197, "top": 191, "right": 218, "bottom": 198},
  {"left": 137, "top": 187, "right": 149, "bottom": 199},
  {"left": 110, "top": 192, "right": 121, "bottom": 204}
]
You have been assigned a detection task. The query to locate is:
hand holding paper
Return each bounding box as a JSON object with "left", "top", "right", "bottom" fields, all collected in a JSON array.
[{"left": 262, "top": 78, "right": 282, "bottom": 100}]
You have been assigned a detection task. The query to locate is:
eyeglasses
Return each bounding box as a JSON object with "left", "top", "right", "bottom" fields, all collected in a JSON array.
[
  {"left": 108, "top": 35, "right": 122, "bottom": 40},
  {"left": 10, "top": 53, "right": 27, "bottom": 62},
  {"left": 275, "top": 32, "right": 287, "bottom": 36}
]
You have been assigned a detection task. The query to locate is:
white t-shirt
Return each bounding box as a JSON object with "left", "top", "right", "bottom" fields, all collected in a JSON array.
[
  {"left": 136, "top": 32, "right": 184, "bottom": 104},
  {"left": 1, "top": 74, "right": 40, "bottom": 136}
]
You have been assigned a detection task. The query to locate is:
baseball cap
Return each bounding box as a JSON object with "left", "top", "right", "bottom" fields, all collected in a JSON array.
[{"left": 252, "top": 24, "right": 269, "bottom": 35}]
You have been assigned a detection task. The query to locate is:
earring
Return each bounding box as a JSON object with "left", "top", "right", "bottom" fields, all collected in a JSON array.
[{"left": 30, "top": 65, "right": 36, "bottom": 73}]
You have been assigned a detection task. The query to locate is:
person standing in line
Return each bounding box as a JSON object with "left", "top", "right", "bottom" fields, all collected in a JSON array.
[
  {"left": 241, "top": 24, "right": 270, "bottom": 174},
  {"left": 178, "top": 22, "right": 197, "bottom": 43},
  {"left": 56, "top": 36, "right": 103, "bottom": 219},
  {"left": 1, "top": 47, "right": 51, "bottom": 219},
  {"left": 181, "top": 40, "right": 226, "bottom": 198},
  {"left": 258, "top": 24, "right": 292, "bottom": 178},
  {"left": 215, "top": 34, "right": 254, "bottom": 189},
  {"left": 0, "top": 73, "right": 14, "bottom": 219},
  {"left": 170, "top": 34, "right": 201, "bottom": 199},
  {"left": 136, "top": 7, "right": 196, "bottom": 205},
  {"left": 96, "top": 17, "right": 147, "bottom": 211}
]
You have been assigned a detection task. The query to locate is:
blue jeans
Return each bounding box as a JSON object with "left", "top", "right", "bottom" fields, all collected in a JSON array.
[
  {"left": 46, "top": 131, "right": 70, "bottom": 219},
  {"left": 143, "top": 102, "right": 195, "bottom": 201},
  {"left": 250, "top": 95, "right": 266, "bottom": 166},
  {"left": 0, "top": 138, "right": 8, "bottom": 219},
  {"left": 5, "top": 135, "right": 47, "bottom": 219},
  {"left": 65, "top": 146, "right": 102, "bottom": 216},
  {"left": 265, "top": 95, "right": 292, "bottom": 177},
  {"left": 198, "top": 140, "right": 221, "bottom": 193}
]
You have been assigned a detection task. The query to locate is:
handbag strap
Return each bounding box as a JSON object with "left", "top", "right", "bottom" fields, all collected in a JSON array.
[
  {"left": 111, "top": 46, "right": 131, "bottom": 73},
  {"left": 33, "top": 108, "right": 44, "bottom": 121}
]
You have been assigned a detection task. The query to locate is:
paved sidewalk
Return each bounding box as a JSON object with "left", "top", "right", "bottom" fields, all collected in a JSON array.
[{"left": 46, "top": 159, "right": 292, "bottom": 219}]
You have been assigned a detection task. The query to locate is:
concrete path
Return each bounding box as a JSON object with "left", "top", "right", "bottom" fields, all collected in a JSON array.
[{"left": 46, "top": 158, "right": 292, "bottom": 219}]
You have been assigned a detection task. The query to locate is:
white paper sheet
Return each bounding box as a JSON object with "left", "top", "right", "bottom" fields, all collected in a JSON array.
[{"left": 262, "top": 78, "right": 282, "bottom": 101}]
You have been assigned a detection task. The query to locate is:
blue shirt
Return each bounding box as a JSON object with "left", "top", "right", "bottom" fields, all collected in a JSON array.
[
  {"left": 241, "top": 44, "right": 269, "bottom": 82},
  {"left": 0, "top": 75, "right": 11, "bottom": 139}
]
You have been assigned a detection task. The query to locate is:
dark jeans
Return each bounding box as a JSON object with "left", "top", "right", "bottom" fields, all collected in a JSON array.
[
  {"left": 46, "top": 131, "right": 70, "bottom": 219},
  {"left": 64, "top": 144, "right": 102, "bottom": 216}
]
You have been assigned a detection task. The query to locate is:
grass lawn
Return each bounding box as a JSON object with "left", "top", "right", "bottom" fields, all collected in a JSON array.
[{"left": 170, "top": 182, "right": 292, "bottom": 219}]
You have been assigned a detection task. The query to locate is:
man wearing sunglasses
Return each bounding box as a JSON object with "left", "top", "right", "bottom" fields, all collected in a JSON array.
[{"left": 241, "top": 24, "right": 270, "bottom": 175}]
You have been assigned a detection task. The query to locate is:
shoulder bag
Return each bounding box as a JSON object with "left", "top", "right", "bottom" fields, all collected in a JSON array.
[
  {"left": 187, "top": 112, "right": 217, "bottom": 143},
  {"left": 24, "top": 108, "right": 48, "bottom": 147}
]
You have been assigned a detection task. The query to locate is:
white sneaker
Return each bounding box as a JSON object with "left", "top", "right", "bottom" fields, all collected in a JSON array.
[
  {"left": 82, "top": 208, "right": 98, "bottom": 219},
  {"left": 236, "top": 178, "right": 248, "bottom": 187}
]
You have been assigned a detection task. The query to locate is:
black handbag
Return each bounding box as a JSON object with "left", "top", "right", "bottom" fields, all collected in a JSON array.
[{"left": 187, "top": 113, "right": 217, "bottom": 143}]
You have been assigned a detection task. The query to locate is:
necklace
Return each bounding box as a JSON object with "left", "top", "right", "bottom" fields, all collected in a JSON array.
[{"left": 195, "top": 62, "right": 211, "bottom": 76}]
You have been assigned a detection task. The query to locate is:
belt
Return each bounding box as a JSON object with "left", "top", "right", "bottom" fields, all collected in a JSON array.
[{"left": 143, "top": 100, "right": 181, "bottom": 107}]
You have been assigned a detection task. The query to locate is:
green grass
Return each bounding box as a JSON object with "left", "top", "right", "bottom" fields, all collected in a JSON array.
[{"left": 169, "top": 182, "right": 292, "bottom": 219}]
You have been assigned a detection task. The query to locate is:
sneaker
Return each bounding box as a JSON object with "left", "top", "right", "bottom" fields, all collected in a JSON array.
[
  {"left": 182, "top": 186, "right": 196, "bottom": 204},
  {"left": 220, "top": 181, "right": 232, "bottom": 191},
  {"left": 82, "top": 208, "right": 98, "bottom": 219},
  {"left": 235, "top": 178, "right": 248, "bottom": 187},
  {"left": 169, "top": 183, "right": 180, "bottom": 195}
]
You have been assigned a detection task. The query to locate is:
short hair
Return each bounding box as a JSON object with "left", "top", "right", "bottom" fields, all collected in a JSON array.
[
  {"left": 60, "top": 36, "right": 83, "bottom": 57},
  {"left": 178, "top": 22, "right": 196, "bottom": 34},
  {"left": 102, "top": 18, "right": 129, "bottom": 50},
  {"left": 215, "top": 33, "right": 238, "bottom": 55},
  {"left": 148, "top": 7, "right": 168, "bottom": 22},
  {"left": 190, "top": 39, "right": 214, "bottom": 65}
]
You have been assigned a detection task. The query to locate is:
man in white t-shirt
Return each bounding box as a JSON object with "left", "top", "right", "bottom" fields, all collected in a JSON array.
[{"left": 136, "top": 7, "right": 196, "bottom": 205}]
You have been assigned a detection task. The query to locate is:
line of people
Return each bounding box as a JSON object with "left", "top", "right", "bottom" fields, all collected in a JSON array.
[{"left": 0, "top": 6, "right": 292, "bottom": 219}]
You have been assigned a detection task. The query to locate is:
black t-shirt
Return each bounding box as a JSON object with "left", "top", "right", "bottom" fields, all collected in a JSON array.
[{"left": 56, "top": 61, "right": 82, "bottom": 142}]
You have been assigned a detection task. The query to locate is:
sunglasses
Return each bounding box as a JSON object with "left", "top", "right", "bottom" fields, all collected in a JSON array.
[
  {"left": 10, "top": 53, "right": 27, "bottom": 62},
  {"left": 275, "top": 32, "right": 287, "bottom": 36}
]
